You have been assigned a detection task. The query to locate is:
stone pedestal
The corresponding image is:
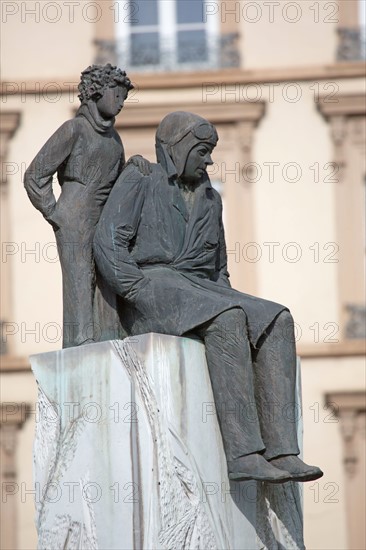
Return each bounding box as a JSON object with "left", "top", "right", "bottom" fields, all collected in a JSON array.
[{"left": 30, "top": 334, "right": 304, "bottom": 549}]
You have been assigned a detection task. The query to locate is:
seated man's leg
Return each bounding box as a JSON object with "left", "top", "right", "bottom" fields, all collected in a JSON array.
[
  {"left": 253, "top": 310, "right": 323, "bottom": 481},
  {"left": 195, "top": 308, "right": 291, "bottom": 482},
  {"left": 253, "top": 310, "right": 300, "bottom": 459},
  {"left": 197, "top": 308, "right": 264, "bottom": 460}
]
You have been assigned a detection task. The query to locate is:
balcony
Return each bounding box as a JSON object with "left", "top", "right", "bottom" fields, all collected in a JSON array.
[{"left": 94, "top": 33, "right": 241, "bottom": 73}]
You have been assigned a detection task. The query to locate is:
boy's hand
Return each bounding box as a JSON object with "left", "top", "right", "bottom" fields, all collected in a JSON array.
[
  {"left": 127, "top": 155, "right": 152, "bottom": 176},
  {"left": 45, "top": 205, "right": 61, "bottom": 231}
]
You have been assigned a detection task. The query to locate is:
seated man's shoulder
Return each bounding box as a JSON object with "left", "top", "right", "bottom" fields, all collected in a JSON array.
[
  {"left": 210, "top": 186, "right": 221, "bottom": 199},
  {"left": 209, "top": 185, "right": 223, "bottom": 206}
]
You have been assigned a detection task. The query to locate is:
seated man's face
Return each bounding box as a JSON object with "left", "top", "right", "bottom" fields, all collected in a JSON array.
[
  {"left": 181, "top": 143, "right": 214, "bottom": 183},
  {"left": 96, "top": 85, "right": 128, "bottom": 119}
]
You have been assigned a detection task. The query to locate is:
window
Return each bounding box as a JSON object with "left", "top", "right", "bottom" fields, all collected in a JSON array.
[{"left": 115, "top": 0, "right": 220, "bottom": 71}]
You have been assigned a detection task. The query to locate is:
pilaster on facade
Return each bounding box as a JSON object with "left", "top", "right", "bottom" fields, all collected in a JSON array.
[
  {"left": 0, "top": 403, "right": 31, "bottom": 550},
  {"left": 325, "top": 390, "right": 366, "bottom": 550},
  {"left": 0, "top": 112, "right": 21, "bottom": 167},
  {"left": 326, "top": 391, "right": 366, "bottom": 475},
  {"left": 317, "top": 93, "right": 366, "bottom": 343},
  {"left": 0, "top": 111, "right": 21, "bottom": 357}
]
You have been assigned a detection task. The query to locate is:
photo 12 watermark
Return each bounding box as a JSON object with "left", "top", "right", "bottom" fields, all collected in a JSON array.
[
  {"left": 202, "top": 81, "right": 340, "bottom": 104},
  {"left": 203, "top": 2, "right": 339, "bottom": 24}
]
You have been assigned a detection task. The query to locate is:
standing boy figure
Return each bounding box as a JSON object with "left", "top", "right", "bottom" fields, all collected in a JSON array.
[{"left": 24, "top": 64, "right": 149, "bottom": 347}]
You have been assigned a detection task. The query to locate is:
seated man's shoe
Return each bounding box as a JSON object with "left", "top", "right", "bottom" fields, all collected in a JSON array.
[
  {"left": 228, "top": 454, "right": 291, "bottom": 483},
  {"left": 268, "top": 455, "right": 323, "bottom": 482}
]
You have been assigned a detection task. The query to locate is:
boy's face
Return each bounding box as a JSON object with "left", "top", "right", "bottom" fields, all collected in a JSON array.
[
  {"left": 96, "top": 85, "right": 128, "bottom": 118},
  {"left": 181, "top": 143, "right": 214, "bottom": 183}
]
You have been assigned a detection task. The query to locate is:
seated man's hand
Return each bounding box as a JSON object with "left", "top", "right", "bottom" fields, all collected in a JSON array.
[
  {"left": 127, "top": 155, "right": 152, "bottom": 176},
  {"left": 124, "top": 277, "right": 151, "bottom": 303},
  {"left": 124, "top": 277, "right": 154, "bottom": 319}
]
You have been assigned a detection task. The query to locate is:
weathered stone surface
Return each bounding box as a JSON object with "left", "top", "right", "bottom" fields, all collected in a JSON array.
[{"left": 30, "top": 334, "right": 304, "bottom": 549}]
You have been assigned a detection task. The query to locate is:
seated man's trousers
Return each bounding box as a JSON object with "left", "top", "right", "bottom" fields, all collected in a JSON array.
[{"left": 195, "top": 309, "right": 300, "bottom": 462}]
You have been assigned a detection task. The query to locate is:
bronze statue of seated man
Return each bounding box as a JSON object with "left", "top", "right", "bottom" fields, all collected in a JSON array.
[{"left": 94, "top": 111, "right": 323, "bottom": 483}]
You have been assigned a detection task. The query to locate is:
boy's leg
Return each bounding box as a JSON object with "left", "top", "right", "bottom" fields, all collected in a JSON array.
[{"left": 56, "top": 227, "right": 95, "bottom": 348}]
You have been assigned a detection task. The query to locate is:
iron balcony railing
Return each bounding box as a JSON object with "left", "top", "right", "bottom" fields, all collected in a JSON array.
[
  {"left": 337, "top": 27, "right": 366, "bottom": 61},
  {"left": 94, "top": 33, "right": 241, "bottom": 72}
]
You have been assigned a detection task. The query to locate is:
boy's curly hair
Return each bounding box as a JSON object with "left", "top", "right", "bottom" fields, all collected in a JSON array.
[{"left": 78, "top": 64, "right": 134, "bottom": 102}]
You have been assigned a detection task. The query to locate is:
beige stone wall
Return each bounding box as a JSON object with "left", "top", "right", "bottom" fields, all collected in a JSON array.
[
  {"left": 1, "top": 1, "right": 365, "bottom": 548},
  {"left": 1, "top": 0, "right": 94, "bottom": 81},
  {"left": 240, "top": 0, "right": 338, "bottom": 68}
]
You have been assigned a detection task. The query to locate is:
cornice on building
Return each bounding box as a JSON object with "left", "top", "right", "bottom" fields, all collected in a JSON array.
[
  {"left": 317, "top": 93, "right": 366, "bottom": 117},
  {"left": 0, "top": 355, "right": 31, "bottom": 372},
  {"left": 297, "top": 339, "right": 366, "bottom": 359},
  {"left": 1, "top": 62, "right": 365, "bottom": 97},
  {"left": 117, "top": 100, "right": 265, "bottom": 128}
]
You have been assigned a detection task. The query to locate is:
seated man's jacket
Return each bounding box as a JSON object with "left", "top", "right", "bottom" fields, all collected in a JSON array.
[{"left": 93, "top": 163, "right": 286, "bottom": 346}]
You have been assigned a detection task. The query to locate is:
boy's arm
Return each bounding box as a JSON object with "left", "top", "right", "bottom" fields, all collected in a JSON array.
[
  {"left": 24, "top": 120, "right": 75, "bottom": 226},
  {"left": 126, "top": 154, "right": 152, "bottom": 176}
]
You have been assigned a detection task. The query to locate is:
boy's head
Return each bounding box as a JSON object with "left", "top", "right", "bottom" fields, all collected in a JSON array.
[{"left": 78, "top": 64, "right": 134, "bottom": 103}]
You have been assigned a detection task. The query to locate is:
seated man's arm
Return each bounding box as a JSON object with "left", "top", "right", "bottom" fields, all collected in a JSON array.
[
  {"left": 93, "top": 164, "right": 149, "bottom": 300},
  {"left": 217, "top": 195, "right": 231, "bottom": 288},
  {"left": 24, "top": 120, "right": 75, "bottom": 226},
  {"left": 116, "top": 134, "right": 126, "bottom": 175}
]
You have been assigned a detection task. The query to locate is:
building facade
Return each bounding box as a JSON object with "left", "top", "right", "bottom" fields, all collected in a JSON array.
[{"left": 1, "top": 1, "right": 365, "bottom": 548}]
